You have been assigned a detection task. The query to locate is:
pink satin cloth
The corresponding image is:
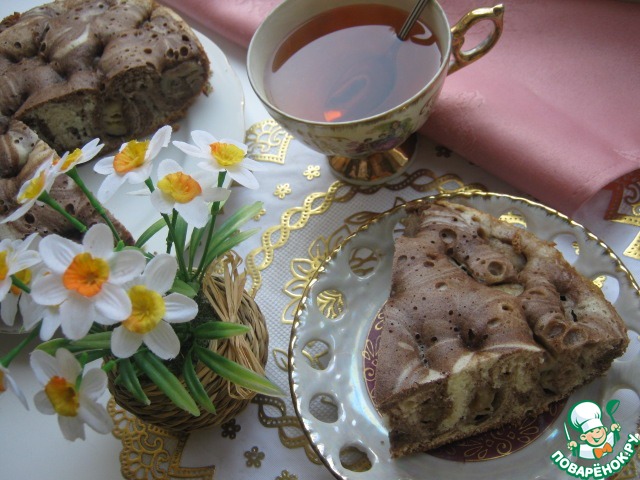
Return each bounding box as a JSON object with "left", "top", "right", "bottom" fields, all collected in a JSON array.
[{"left": 161, "top": 0, "right": 640, "bottom": 215}]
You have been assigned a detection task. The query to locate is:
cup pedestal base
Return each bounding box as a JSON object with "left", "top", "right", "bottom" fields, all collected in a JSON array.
[{"left": 327, "top": 133, "right": 418, "bottom": 186}]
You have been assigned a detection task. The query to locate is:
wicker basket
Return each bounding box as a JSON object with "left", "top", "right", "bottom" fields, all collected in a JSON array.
[{"left": 108, "top": 254, "right": 269, "bottom": 434}]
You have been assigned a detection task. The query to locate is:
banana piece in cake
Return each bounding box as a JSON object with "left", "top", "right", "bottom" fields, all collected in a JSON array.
[
  {"left": 0, "top": 0, "right": 210, "bottom": 240},
  {"left": 373, "top": 200, "right": 629, "bottom": 458}
]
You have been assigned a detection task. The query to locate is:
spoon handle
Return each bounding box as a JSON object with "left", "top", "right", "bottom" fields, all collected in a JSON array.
[{"left": 397, "top": 0, "right": 430, "bottom": 41}]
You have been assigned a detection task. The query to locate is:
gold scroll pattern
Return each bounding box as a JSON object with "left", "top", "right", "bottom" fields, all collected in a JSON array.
[{"left": 604, "top": 170, "right": 640, "bottom": 259}]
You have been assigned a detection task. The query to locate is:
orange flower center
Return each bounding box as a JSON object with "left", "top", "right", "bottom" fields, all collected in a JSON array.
[
  {"left": 10, "top": 268, "right": 32, "bottom": 295},
  {"left": 122, "top": 285, "right": 166, "bottom": 334},
  {"left": 0, "top": 251, "right": 8, "bottom": 281},
  {"left": 0, "top": 370, "right": 6, "bottom": 393},
  {"left": 209, "top": 142, "right": 244, "bottom": 167},
  {"left": 63, "top": 252, "right": 110, "bottom": 297},
  {"left": 157, "top": 172, "right": 202, "bottom": 203},
  {"left": 18, "top": 170, "right": 46, "bottom": 203},
  {"left": 45, "top": 376, "right": 79, "bottom": 417},
  {"left": 113, "top": 140, "right": 149, "bottom": 174}
]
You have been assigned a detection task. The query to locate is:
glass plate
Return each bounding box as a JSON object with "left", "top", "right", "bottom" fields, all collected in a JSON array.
[{"left": 289, "top": 192, "right": 640, "bottom": 480}]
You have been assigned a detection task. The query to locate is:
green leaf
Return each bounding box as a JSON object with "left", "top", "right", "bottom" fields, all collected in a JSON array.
[
  {"left": 202, "top": 229, "right": 258, "bottom": 269},
  {"left": 171, "top": 277, "right": 198, "bottom": 298},
  {"left": 67, "top": 332, "right": 112, "bottom": 350},
  {"left": 195, "top": 346, "right": 284, "bottom": 398},
  {"left": 117, "top": 358, "right": 150, "bottom": 406},
  {"left": 135, "top": 218, "right": 167, "bottom": 248},
  {"left": 173, "top": 214, "right": 188, "bottom": 255},
  {"left": 193, "top": 322, "right": 251, "bottom": 340},
  {"left": 183, "top": 354, "right": 216, "bottom": 414},
  {"left": 188, "top": 225, "right": 206, "bottom": 268},
  {"left": 37, "top": 338, "right": 69, "bottom": 355},
  {"left": 133, "top": 351, "right": 199, "bottom": 416},
  {"left": 202, "top": 202, "right": 262, "bottom": 257}
]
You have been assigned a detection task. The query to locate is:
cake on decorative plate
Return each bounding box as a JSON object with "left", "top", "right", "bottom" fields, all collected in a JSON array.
[
  {"left": 373, "top": 200, "right": 629, "bottom": 458},
  {"left": 0, "top": 0, "right": 210, "bottom": 240}
]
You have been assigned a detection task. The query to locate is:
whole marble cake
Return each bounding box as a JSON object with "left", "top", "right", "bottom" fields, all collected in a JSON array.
[
  {"left": 0, "top": 0, "right": 210, "bottom": 240},
  {"left": 373, "top": 200, "right": 629, "bottom": 458}
]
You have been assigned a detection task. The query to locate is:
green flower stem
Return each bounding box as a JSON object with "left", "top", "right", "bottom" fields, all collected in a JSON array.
[
  {"left": 144, "top": 178, "right": 189, "bottom": 278},
  {"left": 66, "top": 167, "right": 121, "bottom": 243},
  {"left": 38, "top": 191, "right": 87, "bottom": 233},
  {"left": 193, "top": 171, "right": 226, "bottom": 281},
  {"left": 1, "top": 323, "right": 41, "bottom": 368},
  {"left": 10, "top": 275, "right": 31, "bottom": 294}
]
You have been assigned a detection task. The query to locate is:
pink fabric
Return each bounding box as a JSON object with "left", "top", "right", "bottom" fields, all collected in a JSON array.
[{"left": 161, "top": 0, "right": 640, "bottom": 215}]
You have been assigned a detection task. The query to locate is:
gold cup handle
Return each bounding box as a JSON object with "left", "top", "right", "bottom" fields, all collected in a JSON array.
[{"left": 448, "top": 4, "right": 504, "bottom": 74}]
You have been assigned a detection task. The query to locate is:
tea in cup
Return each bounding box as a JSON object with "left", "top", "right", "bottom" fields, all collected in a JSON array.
[{"left": 247, "top": 0, "right": 504, "bottom": 185}]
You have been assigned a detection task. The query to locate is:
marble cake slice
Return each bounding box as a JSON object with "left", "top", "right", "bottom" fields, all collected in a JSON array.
[{"left": 373, "top": 200, "right": 628, "bottom": 458}]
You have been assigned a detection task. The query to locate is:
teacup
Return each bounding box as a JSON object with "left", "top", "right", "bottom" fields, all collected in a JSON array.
[{"left": 247, "top": 0, "right": 504, "bottom": 185}]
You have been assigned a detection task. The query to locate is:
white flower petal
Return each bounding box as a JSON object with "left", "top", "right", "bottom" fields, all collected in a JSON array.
[
  {"left": 4, "top": 370, "right": 29, "bottom": 409},
  {"left": 94, "top": 283, "right": 131, "bottom": 322},
  {"left": 190, "top": 130, "right": 217, "bottom": 151},
  {"left": 227, "top": 166, "right": 259, "bottom": 189},
  {"left": 172, "top": 141, "right": 210, "bottom": 159},
  {"left": 197, "top": 161, "right": 223, "bottom": 174},
  {"left": 157, "top": 158, "right": 182, "bottom": 177},
  {"left": 1, "top": 294, "right": 18, "bottom": 326},
  {"left": 150, "top": 189, "right": 175, "bottom": 214},
  {"left": 19, "top": 294, "right": 46, "bottom": 331},
  {"left": 39, "top": 234, "right": 81, "bottom": 273},
  {"left": 30, "top": 350, "right": 59, "bottom": 385},
  {"left": 77, "top": 139, "right": 104, "bottom": 165},
  {"left": 58, "top": 415, "right": 85, "bottom": 441},
  {"left": 60, "top": 297, "right": 95, "bottom": 340},
  {"left": 125, "top": 163, "right": 153, "bottom": 184},
  {"left": 79, "top": 368, "right": 108, "bottom": 400},
  {"left": 143, "top": 254, "right": 176, "bottom": 293},
  {"left": 0, "top": 279, "right": 10, "bottom": 302},
  {"left": 144, "top": 321, "right": 180, "bottom": 359},
  {"left": 97, "top": 173, "right": 127, "bottom": 203},
  {"left": 83, "top": 224, "right": 114, "bottom": 257},
  {"left": 238, "top": 157, "right": 267, "bottom": 171},
  {"left": 108, "top": 250, "right": 146, "bottom": 284},
  {"left": 163, "top": 293, "right": 198, "bottom": 322},
  {"left": 78, "top": 401, "right": 113, "bottom": 434},
  {"left": 93, "top": 156, "right": 116, "bottom": 175},
  {"left": 201, "top": 186, "right": 231, "bottom": 203},
  {"left": 39, "top": 308, "right": 62, "bottom": 340},
  {"left": 175, "top": 198, "right": 210, "bottom": 228},
  {"left": 56, "top": 348, "right": 82, "bottom": 383},
  {"left": 1, "top": 202, "right": 35, "bottom": 224},
  {"left": 9, "top": 250, "right": 41, "bottom": 274},
  {"left": 34, "top": 390, "right": 55, "bottom": 415},
  {"left": 146, "top": 125, "right": 172, "bottom": 160},
  {"left": 111, "top": 326, "right": 142, "bottom": 358},
  {"left": 31, "top": 274, "right": 68, "bottom": 306}
]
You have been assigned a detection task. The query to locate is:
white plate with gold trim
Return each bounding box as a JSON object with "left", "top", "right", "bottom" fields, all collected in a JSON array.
[{"left": 289, "top": 192, "right": 640, "bottom": 480}]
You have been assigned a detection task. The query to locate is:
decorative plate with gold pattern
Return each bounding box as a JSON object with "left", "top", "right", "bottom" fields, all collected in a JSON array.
[{"left": 289, "top": 192, "right": 640, "bottom": 480}]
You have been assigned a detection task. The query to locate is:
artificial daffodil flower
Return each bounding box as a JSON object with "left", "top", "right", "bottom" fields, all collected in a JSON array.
[
  {"left": 173, "top": 130, "right": 264, "bottom": 189},
  {"left": 94, "top": 125, "right": 172, "bottom": 202},
  {"left": 150, "top": 158, "right": 231, "bottom": 228},
  {"left": 111, "top": 254, "right": 198, "bottom": 360},
  {"left": 0, "top": 364, "right": 29, "bottom": 409},
  {"left": 1, "top": 158, "right": 60, "bottom": 224},
  {"left": 30, "top": 223, "right": 146, "bottom": 340},
  {"left": 30, "top": 349, "right": 112, "bottom": 441},
  {"left": 0, "top": 233, "right": 41, "bottom": 304},
  {"left": 53, "top": 138, "right": 104, "bottom": 174}
]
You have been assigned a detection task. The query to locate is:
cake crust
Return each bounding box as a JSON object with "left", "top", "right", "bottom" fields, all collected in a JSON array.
[{"left": 373, "top": 200, "right": 629, "bottom": 458}]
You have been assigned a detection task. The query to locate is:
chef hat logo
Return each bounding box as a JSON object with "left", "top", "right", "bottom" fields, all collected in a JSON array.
[{"left": 569, "top": 401, "right": 604, "bottom": 434}]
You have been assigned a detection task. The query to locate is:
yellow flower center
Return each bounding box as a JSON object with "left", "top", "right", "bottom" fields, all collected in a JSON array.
[
  {"left": 10, "top": 268, "right": 32, "bottom": 295},
  {"left": 0, "top": 251, "right": 8, "bottom": 281},
  {"left": 209, "top": 142, "right": 245, "bottom": 167},
  {"left": 63, "top": 252, "right": 110, "bottom": 297},
  {"left": 58, "top": 148, "right": 82, "bottom": 171},
  {"left": 113, "top": 140, "right": 149, "bottom": 174},
  {"left": 122, "top": 285, "right": 166, "bottom": 334},
  {"left": 18, "top": 170, "right": 46, "bottom": 203},
  {"left": 157, "top": 172, "right": 202, "bottom": 204},
  {"left": 45, "top": 376, "right": 79, "bottom": 417}
]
